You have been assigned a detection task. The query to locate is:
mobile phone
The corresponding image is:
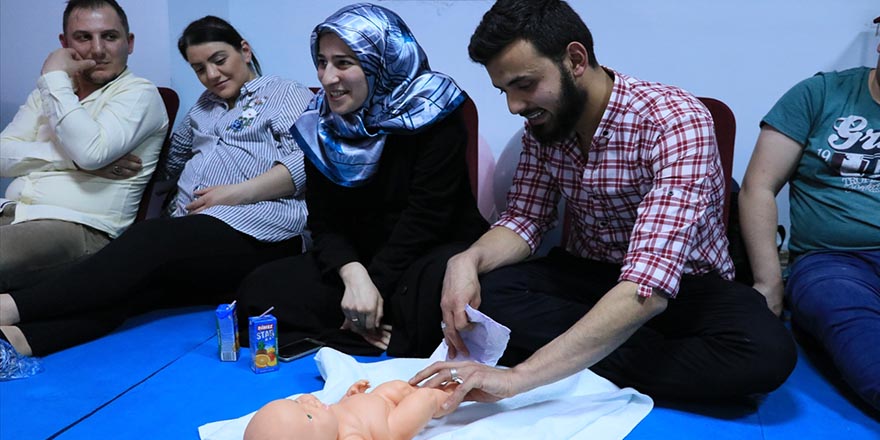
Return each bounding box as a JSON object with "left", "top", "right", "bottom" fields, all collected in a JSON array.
[{"left": 277, "top": 338, "right": 325, "bottom": 362}]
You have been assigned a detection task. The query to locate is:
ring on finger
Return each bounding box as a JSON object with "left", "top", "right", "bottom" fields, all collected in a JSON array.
[
  {"left": 112, "top": 165, "right": 122, "bottom": 175},
  {"left": 450, "top": 367, "right": 463, "bottom": 384}
]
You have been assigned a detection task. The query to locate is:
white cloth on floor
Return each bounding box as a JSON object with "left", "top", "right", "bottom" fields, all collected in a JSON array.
[{"left": 198, "top": 347, "right": 652, "bottom": 440}]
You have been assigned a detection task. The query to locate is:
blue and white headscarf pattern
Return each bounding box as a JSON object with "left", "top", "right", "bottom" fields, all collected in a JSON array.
[{"left": 291, "top": 3, "right": 466, "bottom": 187}]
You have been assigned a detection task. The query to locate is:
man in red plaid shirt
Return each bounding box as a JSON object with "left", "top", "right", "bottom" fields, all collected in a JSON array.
[{"left": 412, "top": 0, "right": 796, "bottom": 413}]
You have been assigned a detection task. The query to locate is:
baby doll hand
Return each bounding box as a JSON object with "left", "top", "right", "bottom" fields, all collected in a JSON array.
[{"left": 346, "top": 380, "right": 371, "bottom": 396}]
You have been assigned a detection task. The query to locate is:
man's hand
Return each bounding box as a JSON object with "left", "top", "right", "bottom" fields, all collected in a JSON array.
[
  {"left": 753, "top": 279, "right": 785, "bottom": 317},
  {"left": 409, "top": 361, "right": 519, "bottom": 417},
  {"left": 439, "top": 252, "right": 482, "bottom": 359},
  {"left": 186, "top": 184, "right": 252, "bottom": 214},
  {"left": 41, "top": 48, "right": 96, "bottom": 79},
  {"left": 81, "top": 154, "right": 142, "bottom": 180}
]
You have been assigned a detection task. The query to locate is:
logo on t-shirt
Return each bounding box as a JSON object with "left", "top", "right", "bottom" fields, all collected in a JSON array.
[{"left": 825, "top": 115, "right": 879, "bottom": 179}]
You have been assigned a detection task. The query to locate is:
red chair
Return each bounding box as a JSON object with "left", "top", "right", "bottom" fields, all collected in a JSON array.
[
  {"left": 560, "top": 96, "right": 736, "bottom": 245},
  {"left": 135, "top": 86, "right": 181, "bottom": 222},
  {"left": 697, "top": 97, "right": 736, "bottom": 230}
]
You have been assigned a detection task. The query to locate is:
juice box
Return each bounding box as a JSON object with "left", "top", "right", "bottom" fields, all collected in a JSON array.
[
  {"left": 248, "top": 314, "right": 279, "bottom": 373},
  {"left": 215, "top": 302, "right": 239, "bottom": 362}
]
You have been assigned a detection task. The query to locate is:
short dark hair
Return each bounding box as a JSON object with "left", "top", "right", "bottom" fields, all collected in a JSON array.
[
  {"left": 63, "top": 0, "right": 130, "bottom": 35},
  {"left": 468, "top": 0, "right": 597, "bottom": 68},
  {"left": 177, "top": 15, "right": 262, "bottom": 76}
]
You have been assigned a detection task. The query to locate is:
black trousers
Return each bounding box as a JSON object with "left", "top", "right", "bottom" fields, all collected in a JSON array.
[
  {"left": 236, "top": 243, "right": 469, "bottom": 357},
  {"left": 12, "top": 215, "right": 301, "bottom": 355},
  {"left": 479, "top": 248, "right": 797, "bottom": 400}
]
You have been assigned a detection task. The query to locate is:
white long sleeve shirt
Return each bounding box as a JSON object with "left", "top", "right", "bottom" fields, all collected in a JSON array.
[{"left": 0, "top": 68, "right": 168, "bottom": 238}]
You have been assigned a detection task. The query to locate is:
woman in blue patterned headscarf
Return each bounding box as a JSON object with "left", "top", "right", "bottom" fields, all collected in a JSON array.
[
  {"left": 237, "top": 3, "right": 488, "bottom": 357},
  {"left": 292, "top": 2, "right": 466, "bottom": 187}
]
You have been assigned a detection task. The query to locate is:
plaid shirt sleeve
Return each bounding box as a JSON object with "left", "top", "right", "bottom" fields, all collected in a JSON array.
[
  {"left": 620, "top": 102, "right": 720, "bottom": 298},
  {"left": 494, "top": 129, "right": 562, "bottom": 253}
]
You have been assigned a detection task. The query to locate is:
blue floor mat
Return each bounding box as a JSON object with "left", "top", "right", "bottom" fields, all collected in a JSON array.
[
  {"left": 0, "top": 307, "right": 215, "bottom": 439},
  {"left": 1, "top": 307, "right": 877, "bottom": 439},
  {"left": 60, "top": 335, "right": 326, "bottom": 439}
]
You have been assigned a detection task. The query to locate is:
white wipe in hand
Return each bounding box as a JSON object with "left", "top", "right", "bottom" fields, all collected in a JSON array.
[{"left": 434, "top": 305, "right": 510, "bottom": 366}]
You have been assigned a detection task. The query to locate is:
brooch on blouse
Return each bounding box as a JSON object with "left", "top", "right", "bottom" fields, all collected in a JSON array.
[{"left": 228, "top": 95, "right": 266, "bottom": 132}]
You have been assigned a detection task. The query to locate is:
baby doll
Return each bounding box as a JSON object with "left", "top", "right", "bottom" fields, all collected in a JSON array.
[{"left": 244, "top": 379, "right": 454, "bottom": 440}]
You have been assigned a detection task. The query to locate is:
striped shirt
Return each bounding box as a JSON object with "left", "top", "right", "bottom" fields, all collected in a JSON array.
[
  {"left": 162, "top": 75, "right": 313, "bottom": 242},
  {"left": 496, "top": 69, "right": 733, "bottom": 298}
]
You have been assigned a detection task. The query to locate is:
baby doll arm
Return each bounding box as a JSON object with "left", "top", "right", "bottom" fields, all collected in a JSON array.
[
  {"left": 345, "top": 379, "right": 371, "bottom": 397},
  {"left": 379, "top": 382, "right": 453, "bottom": 440},
  {"left": 370, "top": 380, "right": 418, "bottom": 404}
]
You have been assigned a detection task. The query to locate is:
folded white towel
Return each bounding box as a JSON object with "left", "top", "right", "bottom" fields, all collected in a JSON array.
[{"left": 198, "top": 348, "right": 652, "bottom": 440}]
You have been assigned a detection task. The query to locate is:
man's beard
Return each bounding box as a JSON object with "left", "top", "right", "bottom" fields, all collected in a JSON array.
[{"left": 531, "top": 67, "right": 587, "bottom": 144}]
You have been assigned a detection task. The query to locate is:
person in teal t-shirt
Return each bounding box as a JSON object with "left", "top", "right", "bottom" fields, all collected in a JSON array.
[
  {"left": 763, "top": 67, "right": 880, "bottom": 258},
  {"left": 739, "top": 29, "right": 880, "bottom": 412}
]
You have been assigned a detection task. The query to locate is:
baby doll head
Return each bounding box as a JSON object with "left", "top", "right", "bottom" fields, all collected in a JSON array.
[{"left": 243, "top": 394, "right": 338, "bottom": 440}]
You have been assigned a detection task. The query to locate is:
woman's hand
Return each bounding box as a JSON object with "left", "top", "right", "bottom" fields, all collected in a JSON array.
[
  {"left": 338, "top": 262, "right": 384, "bottom": 329},
  {"left": 185, "top": 164, "right": 297, "bottom": 214},
  {"left": 186, "top": 183, "right": 252, "bottom": 214},
  {"left": 82, "top": 154, "right": 142, "bottom": 180},
  {"left": 338, "top": 262, "right": 390, "bottom": 349},
  {"left": 341, "top": 322, "right": 392, "bottom": 350}
]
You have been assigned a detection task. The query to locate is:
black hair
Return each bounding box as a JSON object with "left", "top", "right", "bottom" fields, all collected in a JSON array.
[
  {"left": 63, "top": 0, "right": 130, "bottom": 35},
  {"left": 177, "top": 15, "right": 262, "bottom": 76},
  {"left": 468, "top": 0, "right": 597, "bottom": 68}
]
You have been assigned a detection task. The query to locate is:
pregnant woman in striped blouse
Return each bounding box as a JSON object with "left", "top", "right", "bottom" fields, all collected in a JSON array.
[{"left": 0, "top": 16, "right": 312, "bottom": 366}]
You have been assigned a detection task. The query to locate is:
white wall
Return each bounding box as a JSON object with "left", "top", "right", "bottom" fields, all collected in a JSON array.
[
  {"left": 586, "top": 0, "right": 878, "bottom": 238},
  {"left": 3, "top": 1, "right": 878, "bottom": 236},
  {"left": 0, "top": 0, "right": 172, "bottom": 124},
  {"left": 0, "top": 0, "right": 172, "bottom": 194},
  {"left": 218, "top": 0, "right": 879, "bottom": 236},
  {"left": 167, "top": 0, "right": 230, "bottom": 118}
]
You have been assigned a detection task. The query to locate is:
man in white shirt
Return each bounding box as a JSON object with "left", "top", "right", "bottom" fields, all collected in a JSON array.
[{"left": 0, "top": 0, "right": 168, "bottom": 287}]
